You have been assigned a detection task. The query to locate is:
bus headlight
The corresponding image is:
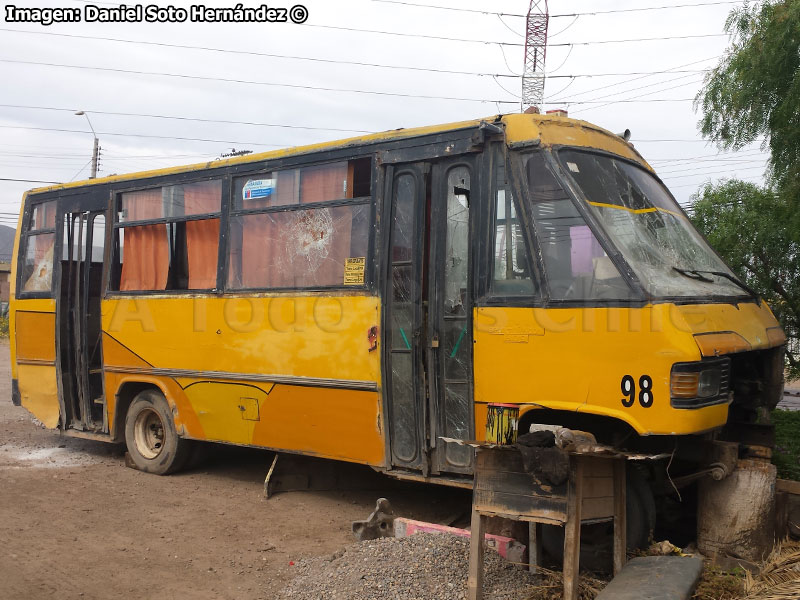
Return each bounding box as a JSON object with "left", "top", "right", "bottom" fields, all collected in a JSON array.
[{"left": 670, "top": 358, "right": 730, "bottom": 408}]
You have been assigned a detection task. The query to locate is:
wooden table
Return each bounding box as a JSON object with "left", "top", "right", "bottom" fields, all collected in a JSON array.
[{"left": 467, "top": 447, "right": 626, "bottom": 600}]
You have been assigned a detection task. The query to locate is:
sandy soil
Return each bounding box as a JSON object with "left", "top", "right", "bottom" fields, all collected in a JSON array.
[{"left": 0, "top": 340, "right": 471, "bottom": 600}]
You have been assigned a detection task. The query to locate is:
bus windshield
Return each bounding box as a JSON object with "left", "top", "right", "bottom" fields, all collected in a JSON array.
[{"left": 554, "top": 149, "right": 748, "bottom": 299}]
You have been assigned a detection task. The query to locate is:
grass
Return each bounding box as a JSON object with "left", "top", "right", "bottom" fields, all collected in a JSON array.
[
  {"left": 693, "top": 564, "right": 745, "bottom": 600},
  {"left": 773, "top": 409, "right": 800, "bottom": 481}
]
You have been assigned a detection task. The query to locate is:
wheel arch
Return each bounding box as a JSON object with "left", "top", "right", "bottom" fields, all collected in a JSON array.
[
  {"left": 110, "top": 379, "right": 172, "bottom": 443},
  {"left": 517, "top": 406, "right": 639, "bottom": 447}
]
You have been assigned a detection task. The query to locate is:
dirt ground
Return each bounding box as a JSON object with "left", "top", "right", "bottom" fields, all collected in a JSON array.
[{"left": 0, "top": 340, "right": 472, "bottom": 600}]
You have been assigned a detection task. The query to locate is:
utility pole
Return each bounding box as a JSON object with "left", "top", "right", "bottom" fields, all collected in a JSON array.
[
  {"left": 75, "top": 111, "right": 99, "bottom": 178},
  {"left": 521, "top": 0, "right": 549, "bottom": 113}
]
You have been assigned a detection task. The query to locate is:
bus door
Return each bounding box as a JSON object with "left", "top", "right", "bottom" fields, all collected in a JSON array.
[
  {"left": 58, "top": 210, "right": 107, "bottom": 432},
  {"left": 383, "top": 156, "right": 476, "bottom": 476}
]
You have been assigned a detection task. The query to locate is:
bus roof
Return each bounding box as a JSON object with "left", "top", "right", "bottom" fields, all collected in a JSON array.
[{"left": 24, "top": 113, "right": 647, "bottom": 196}]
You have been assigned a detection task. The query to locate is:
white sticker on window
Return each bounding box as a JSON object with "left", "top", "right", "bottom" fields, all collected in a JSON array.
[
  {"left": 242, "top": 178, "right": 275, "bottom": 200},
  {"left": 567, "top": 162, "right": 580, "bottom": 173}
]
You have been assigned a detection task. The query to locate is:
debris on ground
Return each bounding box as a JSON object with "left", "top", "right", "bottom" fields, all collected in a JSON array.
[
  {"left": 744, "top": 538, "right": 800, "bottom": 599},
  {"left": 278, "top": 532, "right": 608, "bottom": 600}
]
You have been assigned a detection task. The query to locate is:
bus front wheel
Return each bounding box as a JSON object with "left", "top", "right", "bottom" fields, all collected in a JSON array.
[{"left": 124, "top": 390, "right": 192, "bottom": 475}]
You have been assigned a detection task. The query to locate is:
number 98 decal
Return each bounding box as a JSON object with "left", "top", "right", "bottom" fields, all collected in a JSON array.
[{"left": 621, "top": 374, "right": 654, "bottom": 408}]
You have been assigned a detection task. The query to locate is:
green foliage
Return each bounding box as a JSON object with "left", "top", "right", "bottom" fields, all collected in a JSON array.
[
  {"left": 772, "top": 409, "right": 800, "bottom": 480},
  {"left": 695, "top": 0, "right": 800, "bottom": 188},
  {"left": 690, "top": 180, "right": 800, "bottom": 378},
  {"left": 0, "top": 315, "right": 8, "bottom": 338}
]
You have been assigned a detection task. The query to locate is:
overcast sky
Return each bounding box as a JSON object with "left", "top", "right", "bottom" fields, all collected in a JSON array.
[{"left": 0, "top": 0, "right": 769, "bottom": 228}]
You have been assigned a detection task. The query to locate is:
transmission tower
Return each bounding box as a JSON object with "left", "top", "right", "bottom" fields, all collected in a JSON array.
[{"left": 521, "top": 0, "right": 549, "bottom": 112}]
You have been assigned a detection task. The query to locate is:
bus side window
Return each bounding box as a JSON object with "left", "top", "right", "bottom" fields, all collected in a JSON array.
[
  {"left": 20, "top": 200, "right": 57, "bottom": 294},
  {"left": 112, "top": 180, "right": 221, "bottom": 292},
  {"left": 491, "top": 163, "right": 535, "bottom": 295},
  {"left": 227, "top": 158, "right": 372, "bottom": 290}
]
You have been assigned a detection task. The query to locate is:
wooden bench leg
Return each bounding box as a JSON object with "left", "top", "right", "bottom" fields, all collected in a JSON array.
[
  {"left": 468, "top": 509, "right": 487, "bottom": 600},
  {"left": 563, "top": 457, "right": 584, "bottom": 600},
  {"left": 528, "top": 522, "right": 542, "bottom": 573},
  {"left": 613, "top": 458, "right": 627, "bottom": 576}
]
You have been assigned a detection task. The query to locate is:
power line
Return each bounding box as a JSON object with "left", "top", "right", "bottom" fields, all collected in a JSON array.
[
  {"left": 0, "top": 103, "right": 373, "bottom": 134},
  {"left": 658, "top": 160, "right": 769, "bottom": 176},
  {"left": 0, "top": 58, "right": 519, "bottom": 105},
  {"left": 660, "top": 164, "right": 767, "bottom": 180},
  {"left": 0, "top": 28, "right": 520, "bottom": 79},
  {"left": 554, "top": 71, "right": 703, "bottom": 105},
  {"left": 568, "top": 74, "right": 706, "bottom": 113},
  {"left": 0, "top": 178, "right": 61, "bottom": 184},
  {"left": 546, "top": 56, "right": 718, "bottom": 103},
  {"left": 301, "top": 23, "right": 523, "bottom": 46},
  {"left": 303, "top": 23, "right": 726, "bottom": 47},
  {"left": 0, "top": 124, "right": 285, "bottom": 147},
  {"left": 548, "top": 32, "right": 727, "bottom": 48},
  {"left": 372, "top": 0, "right": 739, "bottom": 18},
  {"left": 548, "top": 69, "right": 708, "bottom": 79}
]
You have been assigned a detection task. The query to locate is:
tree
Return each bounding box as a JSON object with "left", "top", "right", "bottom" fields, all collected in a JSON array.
[
  {"left": 690, "top": 180, "right": 800, "bottom": 378},
  {"left": 695, "top": 0, "right": 800, "bottom": 188},
  {"left": 693, "top": 1, "right": 800, "bottom": 378}
]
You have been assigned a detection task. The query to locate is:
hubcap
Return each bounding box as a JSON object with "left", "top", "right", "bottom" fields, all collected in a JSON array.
[{"left": 133, "top": 408, "right": 165, "bottom": 460}]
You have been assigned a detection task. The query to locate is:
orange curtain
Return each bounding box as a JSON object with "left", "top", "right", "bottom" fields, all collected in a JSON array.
[
  {"left": 184, "top": 181, "right": 221, "bottom": 289},
  {"left": 300, "top": 163, "right": 349, "bottom": 203},
  {"left": 119, "top": 189, "right": 168, "bottom": 291}
]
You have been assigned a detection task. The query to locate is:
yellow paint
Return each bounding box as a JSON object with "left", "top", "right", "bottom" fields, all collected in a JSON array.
[
  {"left": 14, "top": 311, "right": 57, "bottom": 362},
  {"left": 17, "top": 363, "right": 59, "bottom": 428},
  {"left": 474, "top": 301, "right": 781, "bottom": 436},
  {"left": 10, "top": 301, "right": 59, "bottom": 427},
  {"left": 587, "top": 201, "right": 684, "bottom": 219},
  {"left": 102, "top": 295, "right": 380, "bottom": 382},
  {"left": 98, "top": 294, "right": 384, "bottom": 464}
]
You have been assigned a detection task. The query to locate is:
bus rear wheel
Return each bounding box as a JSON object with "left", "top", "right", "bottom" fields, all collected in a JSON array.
[{"left": 124, "top": 390, "right": 192, "bottom": 475}]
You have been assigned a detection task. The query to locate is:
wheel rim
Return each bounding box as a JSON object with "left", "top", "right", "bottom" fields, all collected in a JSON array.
[{"left": 133, "top": 408, "right": 165, "bottom": 460}]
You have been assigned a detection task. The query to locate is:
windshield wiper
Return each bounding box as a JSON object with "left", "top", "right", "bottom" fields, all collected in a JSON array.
[
  {"left": 672, "top": 267, "right": 759, "bottom": 301},
  {"left": 672, "top": 267, "right": 714, "bottom": 283}
]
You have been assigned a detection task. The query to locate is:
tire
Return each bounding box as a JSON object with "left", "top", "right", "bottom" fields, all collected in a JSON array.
[
  {"left": 541, "top": 466, "right": 655, "bottom": 572},
  {"left": 124, "top": 389, "right": 192, "bottom": 475}
]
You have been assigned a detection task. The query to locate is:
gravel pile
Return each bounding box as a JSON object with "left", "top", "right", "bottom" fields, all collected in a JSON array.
[{"left": 277, "top": 532, "right": 540, "bottom": 600}]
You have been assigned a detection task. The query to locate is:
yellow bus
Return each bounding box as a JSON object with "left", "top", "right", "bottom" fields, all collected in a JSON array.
[{"left": 10, "top": 113, "right": 785, "bottom": 512}]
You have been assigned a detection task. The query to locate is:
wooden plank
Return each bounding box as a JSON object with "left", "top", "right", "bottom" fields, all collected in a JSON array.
[
  {"left": 474, "top": 471, "right": 567, "bottom": 501},
  {"left": 613, "top": 459, "right": 627, "bottom": 576},
  {"left": 473, "top": 489, "right": 568, "bottom": 521},
  {"left": 468, "top": 510, "right": 486, "bottom": 600},
  {"left": 563, "top": 458, "right": 583, "bottom": 600},
  {"left": 581, "top": 496, "right": 615, "bottom": 520},
  {"left": 581, "top": 476, "right": 614, "bottom": 499},
  {"left": 777, "top": 478, "right": 800, "bottom": 496}
]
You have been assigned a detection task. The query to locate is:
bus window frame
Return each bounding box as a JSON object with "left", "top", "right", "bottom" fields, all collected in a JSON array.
[
  {"left": 223, "top": 156, "right": 376, "bottom": 294},
  {"left": 16, "top": 197, "right": 58, "bottom": 299},
  {"left": 507, "top": 147, "right": 650, "bottom": 309},
  {"left": 108, "top": 174, "right": 226, "bottom": 294},
  {"left": 551, "top": 146, "right": 759, "bottom": 306},
  {"left": 479, "top": 143, "right": 545, "bottom": 307}
]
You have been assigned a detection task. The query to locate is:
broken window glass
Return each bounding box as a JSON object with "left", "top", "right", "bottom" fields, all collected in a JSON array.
[
  {"left": 492, "top": 160, "right": 536, "bottom": 295},
  {"left": 21, "top": 232, "right": 55, "bottom": 292},
  {"left": 525, "top": 152, "right": 633, "bottom": 301},
  {"left": 559, "top": 150, "right": 746, "bottom": 298},
  {"left": 227, "top": 204, "right": 370, "bottom": 289},
  {"left": 444, "top": 166, "right": 470, "bottom": 317}
]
